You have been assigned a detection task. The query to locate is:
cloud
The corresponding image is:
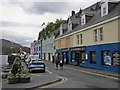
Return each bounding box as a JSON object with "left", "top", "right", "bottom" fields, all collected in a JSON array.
[
  {"left": 2, "top": 26, "right": 40, "bottom": 47},
  {"left": 0, "top": 21, "right": 40, "bottom": 27},
  {"left": 18, "top": 2, "right": 100, "bottom": 15},
  {"left": 20, "top": 2, "right": 72, "bottom": 15}
]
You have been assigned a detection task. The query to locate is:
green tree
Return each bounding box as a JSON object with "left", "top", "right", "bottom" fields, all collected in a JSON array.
[{"left": 38, "top": 18, "right": 65, "bottom": 40}]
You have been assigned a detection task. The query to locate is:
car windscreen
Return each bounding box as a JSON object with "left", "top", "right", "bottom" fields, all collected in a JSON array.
[{"left": 32, "top": 60, "right": 42, "bottom": 64}]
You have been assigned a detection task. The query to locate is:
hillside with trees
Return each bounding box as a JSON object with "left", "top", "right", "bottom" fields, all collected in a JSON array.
[{"left": 1, "top": 39, "right": 30, "bottom": 55}]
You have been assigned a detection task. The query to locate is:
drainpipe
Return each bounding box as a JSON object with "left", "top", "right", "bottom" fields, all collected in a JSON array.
[{"left": 41, "top": 39, "right": 42, "bottom": 59}]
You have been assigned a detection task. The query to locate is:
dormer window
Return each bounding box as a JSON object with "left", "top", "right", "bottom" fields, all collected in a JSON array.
[
  {"left": 101, "top": 2, "right": 108, "bottom": 17},
  {"left": 81, "top": 14, "right": 86, "bottom": 26},
  {"left": 60, "top": 24, "right": 63, "bottom": 35},
  {"left": 68, "top": 19, "right": 72, "bottom": 31},
  {"left": 103, "top": 7, "right": 106, "bottom": 15}
]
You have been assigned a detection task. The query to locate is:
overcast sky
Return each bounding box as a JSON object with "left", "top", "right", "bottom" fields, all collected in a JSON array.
[{"left": 0, "top": 0, "right": 100, "bottom": 47}]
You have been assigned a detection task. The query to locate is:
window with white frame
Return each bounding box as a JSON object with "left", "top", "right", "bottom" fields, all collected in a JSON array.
[
  {"left": 94, "top": 29, "right": 98, "bottom": 42},
  {"left": 66, "top": 37, "right": 67, "bottom": 47},
  {"left": 103, "top": 7, "right": 106, "bottom": 15},
  {"left": 81, "top": 15, "right": 86, "bottom": 25},
  {"left": 76, "top": 35, "right": 79, "bottom": 45},
  {"left": 68, "top": 37, "right": 70, "bottom": 47},
  {"left": 68, "top": 19, "right": 72, "bottom": 31},
  {"left": 94, "top": 27, "right": 104, "bottom": 42},
  {"left": 99, "top": 27, "right": 103, "bottom": 41},
  {"left": 59, "top": 40, "right": 61, "bottom": 47},
  {"left": 80, "top": 34, "right": 83, "bottom": 44},
  {"left": 101, "top": 2, "right": 108, "bottom": 17}
]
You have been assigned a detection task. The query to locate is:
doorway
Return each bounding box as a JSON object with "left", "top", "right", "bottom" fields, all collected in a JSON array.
[
  {"left": 48, "top": 53, "right": 50, "bottom": 61},
  {"left": 75, "top": 52, "right": 80, "bottom": 66},
  {"left": 65, "top": 52, "right": 69, "bottom": 64}
]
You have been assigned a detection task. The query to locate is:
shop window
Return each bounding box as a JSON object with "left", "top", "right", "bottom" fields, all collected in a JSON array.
[
  {"left": 102, "top": 51, "right": 111, "bottom": 65},
  {"left": 90, "top": 51, "right": 96, "bottom": 64},
  {"left": 81, "top": 52, "right": 85, "bottom": 63},
  {"left": 112, "top": 51, "right": 120, "bottom": 66},
  {"left": 71, "top": 51, "right": 75, "bottom": 62}
]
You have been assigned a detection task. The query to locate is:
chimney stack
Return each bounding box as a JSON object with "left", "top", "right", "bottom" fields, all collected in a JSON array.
[{"left": 72, "top": 10, "right": 75, "bottom": 16}]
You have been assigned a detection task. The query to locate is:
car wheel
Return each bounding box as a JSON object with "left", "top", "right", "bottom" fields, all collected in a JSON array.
[{"left": 43, "top": 68, "right": 45, "bottom": 73}]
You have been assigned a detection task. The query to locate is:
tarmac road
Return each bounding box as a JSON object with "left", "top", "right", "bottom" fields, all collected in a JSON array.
[{"left": 39, "top": 61, "right": 119, "bottom": 89}]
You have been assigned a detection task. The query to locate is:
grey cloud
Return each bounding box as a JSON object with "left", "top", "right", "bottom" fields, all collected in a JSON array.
[
  {"left": 20, "top": 2, "right": 73, "bottom": 14},
  {"left": 19, "top": 2, "right": 94, "bottom": 15},
  {"left": 2, "top": 30, "right": 33, "bottom": 47},
  {"left": 0, "top": 21, "right": 40, "bottom": 27}
]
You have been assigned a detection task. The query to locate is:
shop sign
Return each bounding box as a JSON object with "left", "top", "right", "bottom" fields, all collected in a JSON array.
[
  {"left": 71, "top": 47, "right": 86, "bottom": 51},
  {"left": 62, "top": 48, "right": 69, "bottom": 52}
]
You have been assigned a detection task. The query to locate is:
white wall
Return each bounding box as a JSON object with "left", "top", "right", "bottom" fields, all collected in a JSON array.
[{"left": 0, "top": 55, "right": 8, "bottom": 67}]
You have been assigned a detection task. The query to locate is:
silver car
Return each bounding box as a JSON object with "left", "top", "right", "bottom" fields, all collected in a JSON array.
[{"left": 27, "top": 58, "right": 45, "bottom": 72}]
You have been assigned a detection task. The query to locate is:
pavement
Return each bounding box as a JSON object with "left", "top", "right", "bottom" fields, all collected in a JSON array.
[
  {"left": 1, "top": 60, "right": 62, "bottom": 90},
  {"left": 64, "top": 64, "right": 119, "bottom": 79},
  {"left": 2, "top": 72, "right": 62, "bottom": 90}
]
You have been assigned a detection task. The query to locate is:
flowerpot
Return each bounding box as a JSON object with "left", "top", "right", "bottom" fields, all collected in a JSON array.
[
  {"left": 8, "top": 78, "right": 19, "bottom": 84},
  {"left": 20, "top": 77, "right": 30, "bottom": 83}
]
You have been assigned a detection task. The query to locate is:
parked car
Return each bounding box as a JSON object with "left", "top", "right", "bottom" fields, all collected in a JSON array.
[{"left": 27, "top": 58, "right": 45, "bottom": 72}]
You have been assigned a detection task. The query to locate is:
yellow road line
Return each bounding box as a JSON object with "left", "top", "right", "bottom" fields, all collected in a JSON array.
[
  {"left": 41, "top": 77, "right": 67, "bottom": 88},
  {"left": 64, "top": 66, "right": 118, "bottom": 80}
]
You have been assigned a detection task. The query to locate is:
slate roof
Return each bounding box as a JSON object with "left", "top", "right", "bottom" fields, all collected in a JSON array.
[
  {"left": 61, "top": 23, "right": 68, "bottom": 30},
  {"left": 56, "top": 1, "right": 120, "bottom": 39}
]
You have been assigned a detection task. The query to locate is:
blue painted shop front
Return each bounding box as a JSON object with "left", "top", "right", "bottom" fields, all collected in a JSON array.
[
  {"left": 56, "top": 42, "right": 120, "bottom": 72},
  {"left": 56, "top": 48, "right": 71, "bottom": 64},
  {"left": 80, "top": 42, "right": 120, "bottom": 72}
]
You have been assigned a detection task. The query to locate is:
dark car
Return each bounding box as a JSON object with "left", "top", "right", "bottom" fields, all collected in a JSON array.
[{"left": 27, "top": 58, "right": 45, "bottom": 72}]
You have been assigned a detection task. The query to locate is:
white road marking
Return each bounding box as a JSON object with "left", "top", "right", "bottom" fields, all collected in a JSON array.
[
  {"left": 46, "top": 66, "right": 53, "bottom": 74},
  {"left": 46, "top": 70, "right": 53, "bottom": 74},
  {"left": 64, "top": 66, "right": 118, "bottom": 80}
]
